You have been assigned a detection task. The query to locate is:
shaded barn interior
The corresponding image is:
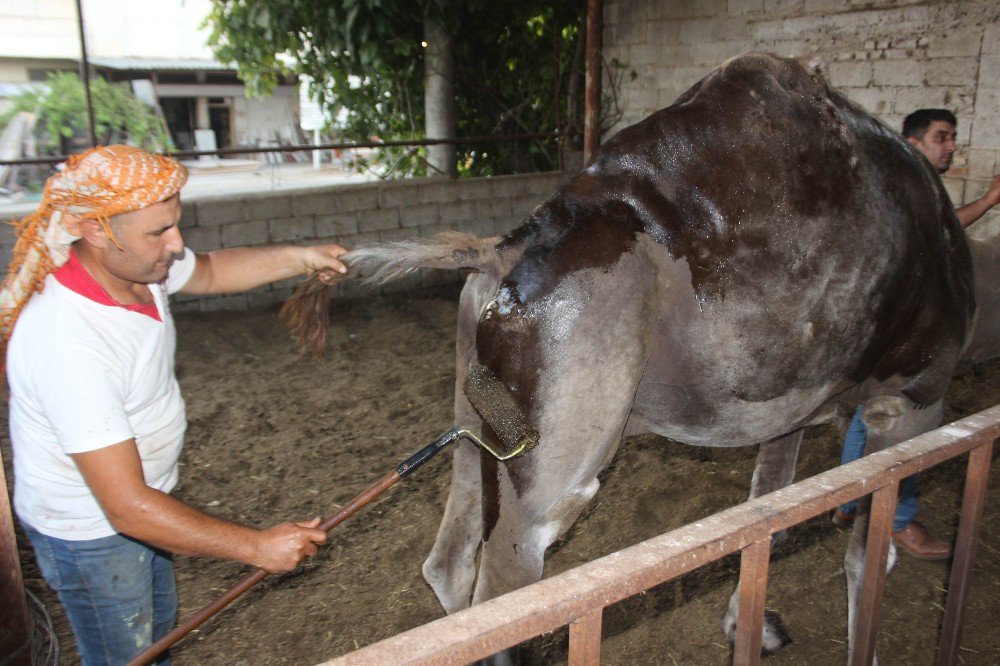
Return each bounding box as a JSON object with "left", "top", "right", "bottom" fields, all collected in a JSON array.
[
  {"left": 7, "top": 294, "right": 1000, "bottom": 663},
  {"left": 3, "top": 0, "right": 1000, "bottom": 663}
]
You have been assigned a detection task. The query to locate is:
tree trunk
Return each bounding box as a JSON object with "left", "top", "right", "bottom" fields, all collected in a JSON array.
[
  {"left": 424, "top": 5, "right": 457, "bottom": 178},
  {"left": 583, "top": 0, "right": 603, "bottom": 163}
]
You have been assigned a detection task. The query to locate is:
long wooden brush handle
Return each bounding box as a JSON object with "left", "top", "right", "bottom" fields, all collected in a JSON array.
[{"left": 126, "top": 470, "right": 401, "bottom": 666}]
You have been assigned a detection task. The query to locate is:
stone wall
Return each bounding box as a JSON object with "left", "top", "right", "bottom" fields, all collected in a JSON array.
[
  {"left": 0, "top": 171, "right": 568, "bottom": 312},
  {"left": 602, "top": 0, "right": 1000, "bottom": 236},
  {"left": 171, "top": 172, "right": 568, "bottom": 311}
]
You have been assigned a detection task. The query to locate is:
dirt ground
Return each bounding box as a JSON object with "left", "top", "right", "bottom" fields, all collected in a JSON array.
[{"left": 7, "top": 288, "right": 1000, "bottom": 665}]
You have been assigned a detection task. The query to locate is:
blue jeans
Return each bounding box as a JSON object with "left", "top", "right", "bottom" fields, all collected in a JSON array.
[
  {"left": 838, "top": 406, "right": 918, "bottom": 532},
  {"left": 22, "top": 524, "right": 176, "bottom": 665}
]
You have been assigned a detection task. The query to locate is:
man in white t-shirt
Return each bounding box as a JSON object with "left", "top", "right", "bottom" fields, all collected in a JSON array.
[{"left": 1, "top": 146, "right": 348, "bottom": 664}]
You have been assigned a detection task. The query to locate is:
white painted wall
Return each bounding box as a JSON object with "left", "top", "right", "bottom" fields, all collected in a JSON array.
[
  {"left": 0, "top": 0, "right": 78, "bottom": 59},
  {"left": 232, "top": 92, "right": 301, "bottom": 145},
  {"left": 0, "top": 0, "right": 215, "bottom": 60},
  {"left": 0, "top": 0, "right": 302, "bottom": 150},
  {"left": 602, "top": 0, "right": 1000, "bottom": 236}
]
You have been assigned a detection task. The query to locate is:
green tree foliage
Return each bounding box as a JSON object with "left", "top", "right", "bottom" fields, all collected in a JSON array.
[
  {"left": 1, "top": 72, "right": 171, "bottom": 152},
  {"left": 205, "top": 0, "right": 584, "bottom": 176}
]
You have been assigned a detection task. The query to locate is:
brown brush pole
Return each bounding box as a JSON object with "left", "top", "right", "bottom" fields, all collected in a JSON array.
[
  {"left": 126, "top": 469, "right": 402, "bottom": 666},
  {"left": 127, "top": 366, "right": 537, "bottom": 665}
]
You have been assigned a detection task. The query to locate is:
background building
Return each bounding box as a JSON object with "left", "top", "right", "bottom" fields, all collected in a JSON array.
[{"left": 0, "top": 0, "right": 301, "bottom": 152}]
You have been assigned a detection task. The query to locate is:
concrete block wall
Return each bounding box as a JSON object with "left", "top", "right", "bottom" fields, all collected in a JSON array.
[
  {"left": 603, "top": 0, "right": 1000, "bottom": 237},
  {"left": 169, "top": 172, "right": 567, "bottom": 311},
  {"left": 0, "top": 171, "right": 568, "bottom": 312}
]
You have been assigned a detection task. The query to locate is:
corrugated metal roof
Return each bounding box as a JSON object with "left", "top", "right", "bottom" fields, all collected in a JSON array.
[{"left": 87, "top": 57, "right": 236, "bottom": 72}]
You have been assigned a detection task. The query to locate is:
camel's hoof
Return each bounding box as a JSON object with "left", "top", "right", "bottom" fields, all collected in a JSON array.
[
  {"left": 761, "top": 609, "right": 793, "bottom": 655},
  {"left": 723, "top": 608, "right": 792, "bottom": 656}
]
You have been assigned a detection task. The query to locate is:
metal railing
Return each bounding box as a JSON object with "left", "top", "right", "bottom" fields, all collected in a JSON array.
[
  {"left": 0, "top": 132, "right": 563, "bottom": 167},
  {"left": 319, "top": 403, "right": 1000, "bottom": 665}
]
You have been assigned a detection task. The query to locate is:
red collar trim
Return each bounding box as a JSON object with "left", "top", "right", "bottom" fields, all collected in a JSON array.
[{"left": 53, "top": 250, "right": 162, "bottom": 322}]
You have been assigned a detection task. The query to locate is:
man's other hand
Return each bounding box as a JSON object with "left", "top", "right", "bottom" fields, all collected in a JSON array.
[{"left": 983, "top": 174, "right": 1000, "bottom": 209}]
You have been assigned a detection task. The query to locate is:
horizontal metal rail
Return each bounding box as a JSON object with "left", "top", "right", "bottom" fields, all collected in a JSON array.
[
  {"left": 318, "top": 403, "right": 1000, "bottom": 665},
  {"left": 0, "top": 132, "right": 563, "bottom": 167}
]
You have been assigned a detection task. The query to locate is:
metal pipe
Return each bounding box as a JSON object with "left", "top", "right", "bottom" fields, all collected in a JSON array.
[
  {"left": 850, "top": 480, "right": 898, "bottom": 666},
  {"left": 0, "top": 131, "right": 565, "bottom": 167},
  {"left": 74, "top": 0, "right": 97, "bottom": 147},
  {"left": 553, "top": 20, "right": 564, "bottom": 172},
  {"left": 0, "top": 449, "right": 31, "bottom": 666},
  {"left": 334, "top": 404, "right": 1000, "bottom": 664},
  {"left": 733, "top": 537, "right": 772, "bottom": 664},
  {"left": 583, "top": 0, "right": 603, "bottom": 163},
  {"left": 568, "top": 609, "right": 602, "bottom": 665},
  {"left": 936, "top": 438, "right": 994, "bottom": 664}
]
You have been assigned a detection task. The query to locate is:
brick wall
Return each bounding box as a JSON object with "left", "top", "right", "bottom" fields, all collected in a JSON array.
[
  {"left": 602, "top": 0, "right": 1000, "bottom": 236},
  {"left": 173, "top": 172, "right": 569, "bottom": 311},
  {"left": 0, "top": 172, "right": 568, "bottom": 312}
]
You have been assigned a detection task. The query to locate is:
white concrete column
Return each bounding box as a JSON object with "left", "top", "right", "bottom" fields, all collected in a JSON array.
[
  {"left": 424, "top": 2, "right": 457, "bottom": 178},
  {"left": 196, "top": 96, "right": 210, "bottom": 130}
]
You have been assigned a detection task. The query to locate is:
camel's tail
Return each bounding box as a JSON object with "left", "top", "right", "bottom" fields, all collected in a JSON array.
[
  {"left": 280, "top": 232, "right": 504, "bottom": 355},
  {"left": 345, "top": 231, "right": 503, "bottom": 285}
]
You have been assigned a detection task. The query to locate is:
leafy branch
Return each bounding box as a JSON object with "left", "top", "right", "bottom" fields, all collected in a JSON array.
[
  {"left": 205, "top": 0, "right": 586, "bottom": 177},
  {"left": 0, "top": 72, "right": 172, "bottom": 152}
]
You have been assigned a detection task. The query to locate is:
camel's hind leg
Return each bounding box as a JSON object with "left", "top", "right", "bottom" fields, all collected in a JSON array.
[
  {"left": 722, "top": 430, "right": 803, "bottom": 654},
  {"left": 470, "top": 370, "right": 641, "bottom": 607},
  {"left": 422, "top": 439, "right": 483, "bottom": 613},
  {"left": 422, "top": 272, "right": 495, "bottom": 613},
  {"left": 470, "top": 272, "right": 656, "bottom": 608}
]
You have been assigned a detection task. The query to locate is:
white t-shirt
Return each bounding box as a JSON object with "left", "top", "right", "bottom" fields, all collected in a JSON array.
[{"left": 8, "top": 248, "right": 197, "bottom": 540}]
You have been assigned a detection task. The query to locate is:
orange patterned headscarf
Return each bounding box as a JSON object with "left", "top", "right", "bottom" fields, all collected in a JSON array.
[{"left": 0, "top": 145, "right": 188, "bottom": 349}]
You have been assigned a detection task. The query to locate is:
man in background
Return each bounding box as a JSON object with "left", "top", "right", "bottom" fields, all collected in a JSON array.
[
  {"left": 833, "top": 109, "right": 1000, "bottom": 559},
  {"left": 902, "top": 108, "right": 1000, "bottom": 228}
]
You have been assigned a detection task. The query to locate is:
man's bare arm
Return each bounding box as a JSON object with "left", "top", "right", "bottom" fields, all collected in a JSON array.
[
  {"left": 72, "top": 439, "right": 326, "bottom": 573},
  {"left": 957, "top": 174, "right": 1000, "bottom": 228},
  {"left": 180, "top": 243, "right": 348, "bottom": 296}
]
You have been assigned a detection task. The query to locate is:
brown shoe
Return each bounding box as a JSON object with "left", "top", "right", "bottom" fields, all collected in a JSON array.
[
  {"left": 891, "top": 521, "right": 951, "bottom": 560},
  {"left": 832, "top": 508, "right": 855, "bottom": 528}
]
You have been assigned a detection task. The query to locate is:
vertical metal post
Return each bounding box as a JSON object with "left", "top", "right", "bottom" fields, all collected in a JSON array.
[
  {"left": 0, "top": 449, "right": 31, "bottom": 665},
  {"left": 850, "top": 481, "right": 898, "bottom": 666},
  {"left": 733, "top": 537, "right": 772, "bottom": 665},
  {"left": 312, "top": 128, "right": 322, "bottom": 170},
  {"left": 553, "top": 21, "right": 564, "bottom": 172},
  {"left": 937, "top": 439, "right": 994, "bottom": 665},
  {"left": 75, "top": 0, "right": 97, "bottom": 147},
  {"left": 568, "top": 608, "right": 603, "bottom": 665},
  {"left": 583, "top": 0, "right": 602, "bottom": 163}
]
